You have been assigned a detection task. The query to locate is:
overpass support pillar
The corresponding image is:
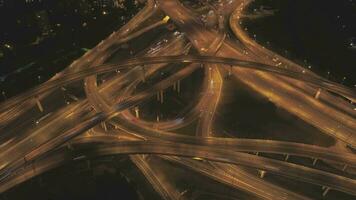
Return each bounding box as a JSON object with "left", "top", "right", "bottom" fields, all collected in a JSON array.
[
  {"left": 87, "top": 160, "right": 91, "bottom": 170},
  {"left": 102, "top": 122, "right": 107, "bottom": 132},
  {"left": 160, "top": 90, "right": 164, "bottom": 103},
  {"left": 284, "top": 154, "right": 289, "bottom": 161},
  {"left": 342, "top": 164, "right": 348, "bottom": 171},
  {"left": 173, "top": 82, "right": 176, "bottom": 91},
  {"left": 314, "top": 88, "right": 322, "bottom": 99},
  {"left": 35, "top": 97, "right": 44, "bottom": 112},
  {"left": 66, "top": 142, "right": 73, "bottom": 150},
  {"left": 177, "top": 80, "right": 181, "bottom": 93},
  {"left": 259, "top": 170, "right": 266, "bottom": 178},
  {"left": 135, "top": 106, "right": 140, "bottom": 119},
  {"left": 312, "top": 158, "right": 318, "bottom": 166},
  {"left": 322, "top": 187, "right": 330, "bottom": 196},
  {"left": 110, "top": 122, "right": 119, "bottom": 129}
]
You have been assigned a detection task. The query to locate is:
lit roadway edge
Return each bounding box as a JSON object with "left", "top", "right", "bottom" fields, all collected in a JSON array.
[
  {"left": 0, "top": 55, "right": 354, "bottom": 113},
  {"left": 157, "top": 0, "right": 356, "bottom": 147},
  {"left": 1, "top": 139, "right": 356, "bottom": 196},
  {"left": 0, "top": 0, "right": 356, "bottom": 198},
  {"left": 0, "top": 59, "right": 355, "bottom": 195},
  {"left": 1, "top": 61, "right": 355, "bottom": 195}
]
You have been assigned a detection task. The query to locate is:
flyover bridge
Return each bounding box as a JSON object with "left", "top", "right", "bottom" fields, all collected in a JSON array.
[
  {"left": 1, "top": 0, "right": 355, "bottom": 199},
  {"left": 0, "top": 55, "right": 354, "bottom": 114}
]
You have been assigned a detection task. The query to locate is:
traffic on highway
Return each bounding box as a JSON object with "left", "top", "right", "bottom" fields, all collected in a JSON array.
[{"left": 0, "top": 0, "right": 355, "bottom": 199}]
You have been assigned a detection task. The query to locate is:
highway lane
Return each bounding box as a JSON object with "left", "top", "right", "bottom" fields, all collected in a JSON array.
[
  {"left": 84, "top": 23, "right": 351, "bottom": 159},
  {"left": 222, "top": 0, "right": 356, "bottom": 143},
  {"left": 2, "top": 68, "right": 354, "bottom": 198},
  {"left": 191, "top": 59, "right": 309, "bottom": 200},
  {"left": 85, "top": 32, "right": 191, "bottom": 112},
  {"left": 166, "top": 7, "right": 294, "bottom": 197},
  {"left": 0, "top": 100, "right": 83, "bottom": 153},
  {"left": 6, "top": 51, "right": 344, "bottom": 159},
  {"left": 89, "top": 67, "right": 356, "bottom": 172},
  {"left": 1, "top": 0, "right": 354, "bottom": 148},
  {"left": 229, "top": 0, "right": 355, "bottom": 112},
  {"left": 0, "top": 0, "right": 355, "bottom": 198},
  {"left": 115, "top": 83, "right": 354, "bottom": 196},
  {"left": 0, "top": 10, "right": 184, "bottom": 194},
  {"left": 193, "top": 62, "right": 291, "bottom": 200},
  {"left": 120, "top": 63, "right": 211, "bottom": 131},
  {"left": 83, "top": 30, "right": 194, "bottom": 199},
  {"left": 156, "top": 0, "right": 356, "bottom": 148},
  {"left": 71, "top": 141, "right": 356, "bottom": 196},
  {"left": 108, "top": 117, "right": 356, "bottom": 167},
  {"left": 163, "top": 0, "right": 356, "bottom": 148},
  {"left": 288, "top": 82, "right": 355, "bottom": 118},
  {"left": 228, "top": 0, "right": 356, "bottom": 155},
  {"left": 2, "top": 138, "right": 356, "bottom": 196},
  {"left": 0, "top": 0, "right": 161, "bottom": 160},
  {"left": 2, "top": 1, "right": 352, "bottom": 117},
  {"left": 97, "top": 99, "right": 356, "bottom": 198},
  {"left": 118, "top": 63, "right": 205, "bottom": 131},
  {"left": 0, "top": 59, "right": 207, "bottom": 185},
  {"left": 96, "top": 38, "right": 355, "bottom": 164},
  {"left": 96, "top": 31, "right": 250, "bottom": 200},
  {"left": 3, "top": 60, "right": 354, "bottom": 196},
  {"left": 0, "top": 1, "right": 197, "bottom": 198},
  {"left": 0, "top": 0, "right": 167, "bottom": 174},
  {"left": 83, "top": 15, "right": 180, "bottom": 112},
  {"left": 161, "top": 156, "right": 310, "bottom": 200},
  {"left": 0, "top": 101, "right": 94, "bottom": 172},
  {"left": 0, "top": 0, "right": 159, "bottom": 120},
  {"left": 0, "top": 55, "right": 352, "bottom": 117},
  {"left": 82, "top": 51, "right": 354, "bottom": 172},
  {"left": 196, "top": 65, "right": 223, "bottom": 137},
  {"left": 0, "top": 146, "right": 73, "bottom": 193},
  {"left": 228, "top": 0, "right": 356, "bottom": 133},
  {"left": 87, "top": 129, "right": 142, "bottom": 142},
  {"left": 131, "top": 155, "right": 183, "bottom": 200},
  {"left": 86, "top": 32, "right": 195, "bottom": 131},
  {"left": 0, "top": 131, "right": 144, "bottom": 192}
]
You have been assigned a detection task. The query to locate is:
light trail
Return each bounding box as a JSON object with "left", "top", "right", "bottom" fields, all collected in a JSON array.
[{"left": 0, "top": 0, "right": 355, "bottom": 199}]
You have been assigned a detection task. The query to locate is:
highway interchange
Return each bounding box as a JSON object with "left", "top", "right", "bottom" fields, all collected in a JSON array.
[{"left": 0, "top": 0, "right": 355, "bottom": 199}]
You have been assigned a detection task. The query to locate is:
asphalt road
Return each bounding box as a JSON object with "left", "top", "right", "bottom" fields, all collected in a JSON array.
[{"left": 0, "top": 0, "right": 355, "bottom": 199}]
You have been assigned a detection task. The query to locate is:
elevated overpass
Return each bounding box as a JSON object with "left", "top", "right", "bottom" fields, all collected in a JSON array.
[{"left": 0, "top": 55, "right": 354, "bottom": 114}]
